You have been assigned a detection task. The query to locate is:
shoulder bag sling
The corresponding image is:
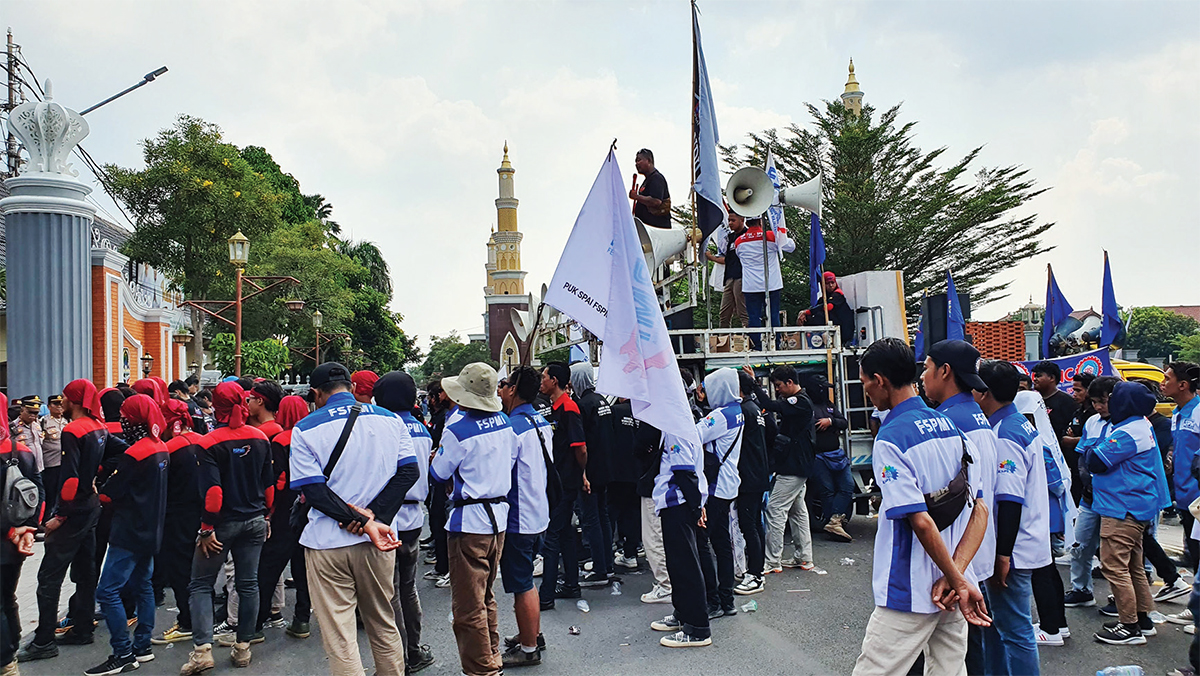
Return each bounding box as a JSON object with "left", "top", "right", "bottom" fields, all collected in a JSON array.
[
  {"left": 703, "top": 427, "right": 743, "bottom": 488},
  {"left": 289, "top": 404, "right": 362, "bottom": 531},
  {"left": 519, "top": 412, "right": 563, "bottom": 509}
]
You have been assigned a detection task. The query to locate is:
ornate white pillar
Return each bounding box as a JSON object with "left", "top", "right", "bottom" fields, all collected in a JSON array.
[{"left": 1, "top": 81, "right": 96, "bottom": 397}]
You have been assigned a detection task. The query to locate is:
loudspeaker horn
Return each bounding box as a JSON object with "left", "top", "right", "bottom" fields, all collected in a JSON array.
[
  {"left": 635, "top": 217, "right": 688, "bottom": 270},
  {"left": 724, "top": 167, "right": 775, "bottom": 217},
  {"left": 779, "top": 174, "right": 822, "bottom": 217},
  {"left": 510, "top": 307, "right": 530, "bottom": 342}
]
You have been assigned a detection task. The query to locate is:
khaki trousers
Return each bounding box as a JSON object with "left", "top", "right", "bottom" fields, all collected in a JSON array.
[
  {"left": 720, "top": 277, "right": 748, "bottom": 328},
  {"left": 852, "top": 606, "right": 967, "bottom": 676},
  {"left": 1100, "top": 515, "right": 1155, "bottom": 624},
  {"left": 448, "top": 532, "right": 505, "bottom": 676},
  {"left": 641, "top": 497, "right": 671, "bottom": 592},
  {"left": 306, "top": 543, "right": 404, "bottom": 676}
]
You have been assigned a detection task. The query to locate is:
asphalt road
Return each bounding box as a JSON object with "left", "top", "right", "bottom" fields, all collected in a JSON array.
[{"left": 16, "top": 514, "right": 1194, "bottom": 676}]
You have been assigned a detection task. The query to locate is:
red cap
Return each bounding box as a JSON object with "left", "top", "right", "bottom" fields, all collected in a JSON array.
[{"left": 351, "top": 370, "right": 380, "bottom": 397}]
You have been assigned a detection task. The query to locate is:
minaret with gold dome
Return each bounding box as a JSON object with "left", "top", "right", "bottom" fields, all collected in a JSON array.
[
  {"left": 841, "top": 58, "right": 864, "bottom": 117},
  {"left": 483, "top": 143, "right": 530, "bottom": 370}
]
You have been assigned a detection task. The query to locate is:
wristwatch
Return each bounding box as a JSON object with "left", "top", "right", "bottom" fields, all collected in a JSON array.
[{"left": 197, "top": 529, "right": 214, "bottom": 538}]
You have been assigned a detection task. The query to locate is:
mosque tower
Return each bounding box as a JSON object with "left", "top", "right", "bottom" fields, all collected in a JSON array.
[
  {"left": 841, "top": 58, "right": 864, "bottom": 117},
  {"left": 483, "top": 143, "right": 529, "bottom": 370}
]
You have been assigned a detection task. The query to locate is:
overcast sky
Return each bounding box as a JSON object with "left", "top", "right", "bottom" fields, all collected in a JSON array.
[{"left": 8, "top": 0, "right": 1199, "bottom": 347}]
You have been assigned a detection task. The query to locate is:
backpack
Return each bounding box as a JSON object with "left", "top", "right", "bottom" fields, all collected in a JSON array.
[{"left": 4, "top": 446, "right": 40, "bottom": 527}]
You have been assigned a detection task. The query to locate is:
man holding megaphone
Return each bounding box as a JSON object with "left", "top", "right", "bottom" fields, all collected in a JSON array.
[{"left": 630, "top": 149, "right": 672, "bottom": 228}]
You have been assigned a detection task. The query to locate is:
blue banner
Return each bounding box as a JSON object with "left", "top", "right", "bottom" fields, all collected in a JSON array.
[{"left": 1010, "top": 348, "right": 1116, "bottom": 393}]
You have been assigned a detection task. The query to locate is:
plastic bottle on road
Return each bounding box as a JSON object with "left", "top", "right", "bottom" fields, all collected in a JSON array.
[
  {"left": 740, "top": 600, "right": 757, "bottom": 613},
  {"left": 576, "top": 599, "right": 590, "bottom": 613},
  {"left": 1096, "top": 666, "right": 1144, "bottom": 676}
]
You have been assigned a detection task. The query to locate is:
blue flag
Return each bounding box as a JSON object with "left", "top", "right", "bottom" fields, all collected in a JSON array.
[
  {"left": 809, "top": 213, "right": 826, "bottom": 307},
  {"left": 691, "top": 4, "right": 727, "bottom": 242},
  {"left": 1101, "top": 251, "right": 1122, "bottom": 346},
  {"left": 569, "top": 344, "right": 589, "bottom": 365},
  {"left": 1042, "top": 264, "right": 1073, "bottom": 359},
  {"left": 914, "top": 290, "right": 929, "bottom": 362},
  {"left": 946, "top": 271, "right": 965, "bottom": 341}
]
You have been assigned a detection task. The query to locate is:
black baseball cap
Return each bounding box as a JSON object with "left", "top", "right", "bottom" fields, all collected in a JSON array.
[
  {"left": 310, "top": 362, "right": 352, "bottom": 390},
  {"left": 928, "top": 340, "right": 988, "bottom": 392}
]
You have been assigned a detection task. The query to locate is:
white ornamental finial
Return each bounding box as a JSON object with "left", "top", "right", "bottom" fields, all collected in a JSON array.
[{"left": 6, "top": 79, "right": 89, "bottom": 176}]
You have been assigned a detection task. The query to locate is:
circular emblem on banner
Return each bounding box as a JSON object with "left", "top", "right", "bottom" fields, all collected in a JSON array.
[
  {"left": 809, "top": 333, "right": 825, "bottom": 349},
  {"left": 1076, "top": 355, "right": 1103, "bottom": 377},
  {"left": 1012, "top": 362, "right": 1031, "bottom": 378}
]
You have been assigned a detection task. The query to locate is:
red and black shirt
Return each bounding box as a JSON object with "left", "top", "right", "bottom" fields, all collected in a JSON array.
[
  {"left": 545, "top": 392, "right": 586, "bottom": 491},
  {"left": 100, "top": 437, "right": 169, "bottom": 555},
  {"left": 269, "top": 428, "right": 299, "bottom": 519},
  {"left": 164, "top": 431, "right": 204, "bottom": 512},
  {"left": 57, "top": 416, "right": 110, "bottom": 517},
  {"left": 198, "top": 425, "right": 274, "bottom": 530}
]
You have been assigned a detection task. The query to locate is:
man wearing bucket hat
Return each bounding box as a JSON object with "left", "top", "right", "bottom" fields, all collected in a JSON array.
[{"left": 430, "top": 362, "right": 515, "bottom": 676}]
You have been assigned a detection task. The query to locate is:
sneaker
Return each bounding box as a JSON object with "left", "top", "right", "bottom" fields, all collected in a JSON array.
[
  {"left": 734, "top": 574, "right": 765, "bottom": 595},
  {"left": 126, "top": 617, "right": 138, "bottom": 629},
  {"left": 722, "top": 605, "right": 738, "bottom": 617},
  {"left": 501, "top": 644, "right": 542, "bottom": 668},
  {"left": 1168, "top": 608, "right": 1194, "bottom": 624},
  {"left": 1093, "top": 622, "right": 1146, "bottom": 645},
  {"left": 1034, "top": 628, "right": 1064, "bottom": 646},
  {"left": 1098, "top": 599, "right": 1118, "bottom": 617},
  {"left": 1063, "top": 590, "right": 1096, "bottom": 607},
  {"left": 823, "top": 515, "right": 853, "bottom": 543},
  {"left": 283, "top": 577, "right": 296, "bottom": 588},
  {"left": 707, "top": 607, "right": 724, "bottom": 620},
  {"left": 285, "top": 621, "right": 310, "bottom": 639},
  {"left": 83, "top": 653, "right": 139, "bottom": 675},
  {"left": 1187, "top": 624, "right": 1196, "bottom": 635},
  {"left": 218, "top": 631, "right": 264, "bottom": 647},
  {"left": 434, "top": 574, "right": 451, "bottom": 589},
  {"left": 230, "top": 642, "right": 251, "bottom": 668},
  {"left": 56, "top": 628, "right": 95, "bottom": 645},
  {"left": 783, "top": 559, "right": 816, "bottom": 571},
  {"left": 1138, "top": 614, "right": 1157, "bottom": 636},
  {"left": 1166, "top": 667, "right": 1196, "bottom": 676},
  {"left": 406, "top": 644, "right": 434, "bottom": 673},
  {"left": 421, "top": 569, "right": 442, "bottom": 581},
  {"left": 211, "top": 622, "right": 236, "bottom": 637},
  {"left": 179, "top": 644, "right": 214, "bottom": 676},
  {"left": 614, "top": 554, "right": 639, "bottom": 570},
  {"left": 641, "top": 585, "right": 672, "bottom": 604},
  {"left": 263, "top": 612, "right": 288, "bottom": 629},
  {"left": 151, "top": 623, "right": 193, "bottom": 644},
  {"left": 133, "top": 646, "right": 154, "bottom": 663},
  {"left": 531, "top": 554, "right": 543, "bottom": 578},
  {"left": 54, "top": 616, "right": 73, "bottom": 636},
  {"left": 1156, "top": 578, "right": 1192, "bottom": 603},
  {"left": 659, "top": 630, "right": 711, "bottom": 648},
  {"left": 651, "top": 615, "right": 682, "bottom": 632},
  {"left": 539, "top": 598, "right": 555, "bottom": 611},
  {"left": 1053, "top": 553, "right": 1072, "bottom": 566},
  {"left": 554, "top": 584, "right": 582, "bottom": 599},
  {"left": 580, "top": 571, "right": 609, "bottom": 588},
  {"left": 16, "top": 640, "right": 58, "bottom": 662},
  {"left": 762, "top": 566, "right": 784, "bottom": 575},
  {"left": 503, "top": 633, "right": 546, "bottom": 652},
  {"left": 422, "top": 552, "right": 437, "bottom": 565}
]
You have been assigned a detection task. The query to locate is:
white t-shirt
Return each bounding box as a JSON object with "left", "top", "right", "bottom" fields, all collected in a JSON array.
[
  {"left": 733, "top": 223, "right": 796, "bottom": 293},
  {"left": 393, "top": 411, "right": 431, "bottom": 534},
  {"left": 506, "top": 403, "right": 552, "bottom": 535},
  {"left": 870, "top": 396, "right": 976, "bottom": 614},
  {"left": 936, "top": 392, "right": 999, "bottom": 583},
  {"left": 697, "top": 403, "right": 744, "bottom": 500},
  {"left": 430, "top": 408, "right": 514, "bottom": 535},
  {"left": 989, "top": 403, "right": 1052, "bottom": 571},
  {"left": 291, "top": 393, "right": 414, "bottom": 550},
  {"left": 653, "top": 432, "right": 708, "bottom": 514}
]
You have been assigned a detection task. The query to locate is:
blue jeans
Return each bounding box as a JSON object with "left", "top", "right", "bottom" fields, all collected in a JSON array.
[
  {"left": 966, "top": 584, "right": 991, "bottom": 676},
  {"left": 984, "top": 568, "right": 1039, "bottom": 676},
  {"left": 745, "top": 289, "right": 781, "bottom": 350},
  {"left": 810, "top": 458, "right": 854, "bottom": 524},
  {"left": 97, "top": 545, "right": 155, "bottom": 657},
  {"left": 188, "top": 516, "right": 267, "bottom": 646},
  {"left": 1069, "top": 503, "right": 1101, "bottom": 594}
]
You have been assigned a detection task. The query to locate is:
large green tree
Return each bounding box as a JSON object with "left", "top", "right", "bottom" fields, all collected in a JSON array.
[
  {"left": 418, "top": 332, "right": 496, "bottom": 382},
  {"left": 716, "top": 100, "right": 1054, "bottom": 321},
  {"left": 1125, "top": 306, "right": 1200, "bottom": 359}
]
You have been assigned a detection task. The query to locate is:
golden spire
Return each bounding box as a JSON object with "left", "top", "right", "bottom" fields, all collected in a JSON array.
[
  {"left": 843, "top": 58, "right": 861, "bottom": 94},
  {"left": 500, "top": 141, "right": 513, "bottom": 171}
]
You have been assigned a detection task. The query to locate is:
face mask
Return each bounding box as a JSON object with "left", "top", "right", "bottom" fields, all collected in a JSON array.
[{"left": 122, "top": 419, "right": 150, "bottom": 443}]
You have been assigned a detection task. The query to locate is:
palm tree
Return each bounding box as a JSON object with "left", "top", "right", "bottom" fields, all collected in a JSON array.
[
  {"left": 303, "top": 193, "right": 341, "bottom": 235},
  {"left": 339, "top": 240, "right": 392, "bottom": 296}
]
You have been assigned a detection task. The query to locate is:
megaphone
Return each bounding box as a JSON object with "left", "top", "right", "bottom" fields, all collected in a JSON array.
[
  {"left": 779, "top": 174, "right": 822, "bottom": 217},
  {"left": 509, "top": 307, "right": 531, "bottom": 342},
  {"left": 724, "top": 167, "right": 775, "bottom": 217},
  {"left": 635, "top": 217, "right": 688, "bottom": 270}
]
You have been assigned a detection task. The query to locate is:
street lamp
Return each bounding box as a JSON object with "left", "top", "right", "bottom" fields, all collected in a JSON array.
[
  {"left": 140, "top": 353, "right": 154, "bottom": 377},
  {"left": 79, "top": 66, "right": 169, "bottom": 116},
  {"left": 312, "top": 310, "right": 323, "bottom": 363},
  {"left": 180, "top": 231, "right": 301, "bottom": 378}
]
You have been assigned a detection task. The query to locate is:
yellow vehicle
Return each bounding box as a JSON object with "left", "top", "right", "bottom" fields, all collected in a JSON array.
[{"left": 1112, "top": 358, "right": 1176, "bottom": 417}]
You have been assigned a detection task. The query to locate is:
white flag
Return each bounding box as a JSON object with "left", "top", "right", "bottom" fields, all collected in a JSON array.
[
  {"left": 545, "top": 151, "right": 701, "bottom": 447},
  {"left": 765, "top": 148, "right": 786, "bottom": 261}
]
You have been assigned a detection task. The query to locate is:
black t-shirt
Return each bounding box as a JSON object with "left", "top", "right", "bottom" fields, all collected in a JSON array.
[
  {"left": 634, "top": 170, "right": 671, "bottom": 228},
  {"left": 1042, "top": 390, "right": 1077, "bottom": 442},
  {"left": 575, "top": 390, "right": 616, "bottom": 487},
  {"left": 723, "top": 230, "right": 743, "bottom": 282},
  {"left": 545, "top": 392, "right": 586, "bottom": 491}
]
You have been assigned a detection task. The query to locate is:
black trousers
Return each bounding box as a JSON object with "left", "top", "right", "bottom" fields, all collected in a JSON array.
[
  {"left": 1144, "top": 526, "right": 1181, "bottom": 585},
  {"left": 696, "top": 515, "right": 718, "bottom": 612},
  {"left": 697, "top": 497, "right": 735, "bottom": 611},
  {"left": 737, "top": 490, "right": 766, "bottom": 577},
  {"left": 155, "top": 508, "right": 200, "bottom": 631},
  {"left": 39, "top": 466, "right": 60, "bottom": 522},
  {"left": 660, "top": 505, "right": 710, "bottom": 639},
  {"left": 429, "top": 483, "right": 449, "bottom": 575},
  {"left": 1180, "top": 511, "right": 1200, "bottom": 571},
  {"left": 1031, "top": 562, "right": 1066, "bottom": 633},
  {"left": 255, "top": 511, "right": 310, "bottom": 630},
  {"left": 540, "top": 488, "right": 580, "bottom": 602},
  {"left": 1, "top": 561, "right": 22, "bottom": 666},
  {"left": 607, "top": 482, "right": 641, "bottom": 558},
  {"left": 34, "top": 505, "right": 100, "bottom": 644}
]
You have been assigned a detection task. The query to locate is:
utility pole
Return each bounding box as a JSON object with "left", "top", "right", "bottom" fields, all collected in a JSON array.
[{"left": 4, "top": 28, "right": 22, "bottom": 179}]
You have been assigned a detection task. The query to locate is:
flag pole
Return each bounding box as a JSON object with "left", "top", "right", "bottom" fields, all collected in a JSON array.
[
  {"left": 819, "top": 261, "right": 834, "bottom": 391},
  {"left": 691, "top": 0, "right": 703, "bottom": 345}
]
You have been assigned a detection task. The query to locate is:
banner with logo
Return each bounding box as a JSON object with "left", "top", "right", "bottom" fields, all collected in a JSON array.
[{"left": 1009, "top": 348, "right": 1116, "bottom": 393}]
